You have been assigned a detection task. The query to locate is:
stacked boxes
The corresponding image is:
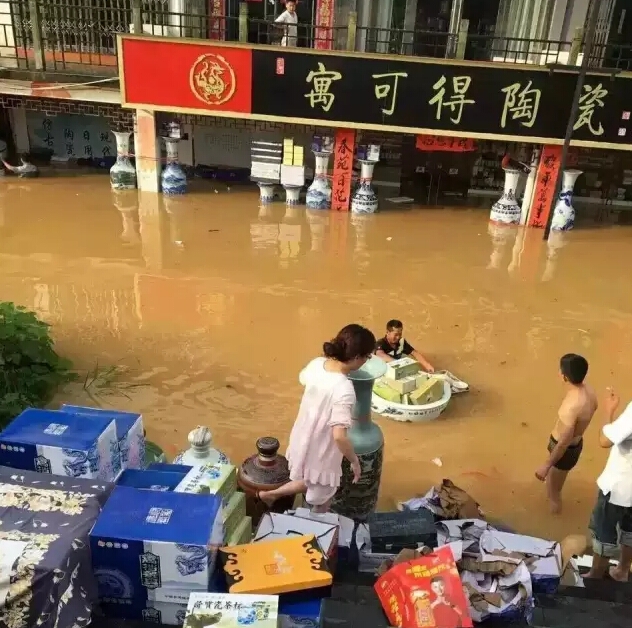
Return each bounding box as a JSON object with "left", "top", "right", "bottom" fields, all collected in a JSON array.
[
  {"left": 281, "top": 138, "right": 306, "bottom": 189},
  {"left": 90, "top": 485, "right": 224, "bottom": 624},
  {"left": 0, "top": 408, "right": 119, "bottom": 481},
  {"left": 174, "top": 462, "right": 250, "bottom": 544},
  {"left": 61, "top": 405, "right": 145, "bottom": 472},
  {"left": 373, "top": 358, "right": 444, "bottom": 406}
]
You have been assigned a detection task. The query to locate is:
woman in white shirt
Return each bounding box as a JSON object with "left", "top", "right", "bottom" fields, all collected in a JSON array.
[
  {"left": 274, "top": 0, "right": 298, "bottom": 47},
  {"left": 586, "top": 388, "right": 632, "bottom": 581}
]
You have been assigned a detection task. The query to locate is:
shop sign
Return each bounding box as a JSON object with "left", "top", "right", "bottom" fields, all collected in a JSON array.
[
  {"left": 119, "top": 36, "right": 632, "bottom": 148},
  {"left": 315, "top": 0, "right": 335, "bottom": 50},
  {"left": 415, "top": 135, "right": 476, "bottom": 152}
]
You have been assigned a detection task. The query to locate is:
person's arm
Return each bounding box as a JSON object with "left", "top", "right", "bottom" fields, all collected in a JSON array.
[
  {"left": 329, "top": 386, "right": 360, "bottom": 478},
  {"left": 332, "top": 426, "right": 356, "bottom": 463},
  {"left": 409, "top": 344, "right": 434, "bottom": 372},
  {"left": 599, "top": 390, "right": 632, "bottom": 449},
  {"left": 599, "top": 402, "right": 619, "bottom": 448},
  {"left": 375, "top": 349, "right": 394, "bottom": 363}
]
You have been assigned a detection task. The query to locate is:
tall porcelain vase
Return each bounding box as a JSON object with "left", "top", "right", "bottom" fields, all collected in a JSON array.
[
  {"left": 551, "top": 170, "right": 582, "bottom": 232},
  {"left": 351, "top": 161, "right": 378, "bottom": 214},
  {"left": 490, "top": 168, "right": 521, "bottom": 224},
  {"left": 306, "top": 152, "right": 332, "bottom": 210},
  {"left": 161, "top": 138, "right": 187, "bottom": 195},
  {"left": 110, "top": 131, "right": 136, "bottom": 190}
]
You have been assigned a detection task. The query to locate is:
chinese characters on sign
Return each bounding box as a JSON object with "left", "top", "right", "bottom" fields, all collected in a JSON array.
[
  {"left": 573, "top": 83, "right": 608, "bottom": 136},
  {"left": 500, "top": 81, "right": 541, "bottom": 129},
  {"left": 528, "top": 145, "right": 561, "bottom": 229},
  {"left": 305, "top": 63, "right": 341, "bottom": 112},
  {"left": 209, "top": 0, "right": 226, "bottom": 41},
  {"left": 429, "top": 76, "right": 475, "bottom": 125},
  {"left": 331, "top": 129, "right": 355, "bottom": 211},
  {"left": 373, "top": 72, "right": 408, "bottom": 116}
]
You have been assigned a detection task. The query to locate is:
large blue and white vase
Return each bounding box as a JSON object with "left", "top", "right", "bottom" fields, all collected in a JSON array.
[
  {"left": 161, "top": 137, "right": 187, "bottom": 195},
  {"left": 551, "top": 169, "right": 582, "bottom": 232},
  {"left": 306, "top": 151, "right": 332, "bottom": 210},
  {"left": 110, "top": 131, "right": 136, "bottom": 191},
  {"left": 490, "top": 168, "right": 521, "bottom": 224},
  {"left": 351, "top": 161, "right": 378, "bottom": 214}
]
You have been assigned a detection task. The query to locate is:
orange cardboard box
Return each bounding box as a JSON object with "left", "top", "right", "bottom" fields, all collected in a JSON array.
[{"left": 375, "top": 545, "right": 472, "bottom": 628}]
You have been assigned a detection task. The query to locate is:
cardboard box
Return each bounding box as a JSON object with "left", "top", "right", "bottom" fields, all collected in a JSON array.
[
  {"left": 220, "top": 534, "right": 333, "bottom": 594},
  {"left": 185, "top": 592, "right": 279, "bottom": 628},
  {"left": 100, "top": 590, "right": 188, "bottom": 625},
  {"left": 116, "top": 468, "right": 189, "bottom": 491},
  {"left": 90, "top": 485, "right": 224, "bottom": 598},
  {"left": 0, "top": 408, "right": 119, "bottom": 480},
  {"left": 174, "top": 462, "right": 237, "bottom": 506},
  {"left": 279, "top": 598, "right": 320, "bottom": 628},
  {"left": 385, "top": 374, "right": 419, "bottom": 395},
  {"left": 223, "top": 490, "right": 247, "bottom": 540},
  {"left": 147, "top": 463, "right": 193, "bottom": 473},
  {"left": 368, "top": 510, "right": 436, "bottom": 553},
  {"left": 61, "top": 404, "right": 145, "bottom": 471},
  {"left": 226, "top": 515, "right": 252, "bottom": 546},
  {"left": 281, "top": 164, "right": 306, "bottom": 188},
  {"left": 254, "top": 512, "right": 339, "bottom": 571},
  {"left": 410, "top": 379, "right": 444, "bottom": 405},
  {"left": 373, "top": 378, "right": 402, "bottom": 404},
  {"left": 375, "top": 545, "right": 473, "bottom": 628},
  {"left": 385, "top": 358, "right": 420, "bottom": 381}
]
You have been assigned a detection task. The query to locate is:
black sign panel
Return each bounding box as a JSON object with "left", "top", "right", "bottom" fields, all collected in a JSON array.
[{"left": 251, "top": 49, "right": 632, "bottom": 145}]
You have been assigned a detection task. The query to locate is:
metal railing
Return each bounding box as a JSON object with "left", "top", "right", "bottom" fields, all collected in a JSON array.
[{"left": 1, "top": 1, "right": 632, "bottom": 78}]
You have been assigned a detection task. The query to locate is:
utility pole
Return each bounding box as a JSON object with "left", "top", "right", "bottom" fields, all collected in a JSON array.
[{"left": 543, "top": 0, "right": 601, "bottom": 240}]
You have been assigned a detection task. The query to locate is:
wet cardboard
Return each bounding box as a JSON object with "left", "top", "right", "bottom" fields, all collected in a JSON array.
[{"left": 368, "top": 509, "right": 436, "bottom": 553}]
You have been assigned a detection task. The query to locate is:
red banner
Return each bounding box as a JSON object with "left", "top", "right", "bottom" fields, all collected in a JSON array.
[
  {"left": 209, "top": 0, "right": 226, "bottom": 40},
  {"left": 528, "top": 145, "right": 562, "bottom": 228},
  {"left": 315, "top": 0, "right": 335, "bottom": 50},
  {"left": 331, "top": 129, "right": 355, "bottom": 211},
  {"left": 416, "top": 135, "right": 476, "bottom": 152},
  {"left": 120, "top": 37, "right": 252, "bottom": 114}
]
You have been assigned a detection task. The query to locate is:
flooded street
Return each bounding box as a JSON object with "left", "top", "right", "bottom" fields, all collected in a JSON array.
[{"left": 1, "top": 175, "right": 632, "bottom": 541}]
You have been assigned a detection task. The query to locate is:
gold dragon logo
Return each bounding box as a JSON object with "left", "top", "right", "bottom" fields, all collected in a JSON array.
[{"left": 189, "top": 53, "right": 236, "bottom": 106}]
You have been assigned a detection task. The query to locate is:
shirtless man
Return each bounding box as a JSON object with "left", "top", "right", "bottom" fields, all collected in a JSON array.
[{"left": 535, "top": 353, "right": 597, "bottom": 514}]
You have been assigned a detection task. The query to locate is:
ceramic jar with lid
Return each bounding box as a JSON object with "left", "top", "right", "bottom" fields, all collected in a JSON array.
[
  {"left": 237, "top": 436, "right": 293, "bottom": 526},
  {"left": 173, "top": 426, "right": 229, "bottom": 466}
]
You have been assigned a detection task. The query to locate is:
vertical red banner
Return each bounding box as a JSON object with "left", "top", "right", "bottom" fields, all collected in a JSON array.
[
  {"left": 209, "top": 0, "right": 226, "bottom": 40},
  {"left": 315, "top": 0, "right": 335, "bottom": 49},
  {"left": 331, "top": 128, "right": 355, "bottom": 212},
  {"left": 528, "top": 145, "right": 562, "bottom": 228}
]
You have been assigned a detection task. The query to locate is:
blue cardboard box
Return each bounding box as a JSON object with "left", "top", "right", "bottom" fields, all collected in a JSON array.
[
  {"left": 100, "top": 593, "right": 189, "bottom": 625},
  {"left": 116, "top": 468, "right": 189, "bottom": 491},
  {"left": 0, "top": 408, "right": 119, "bottom": 480},
  {"left": 147, "top": 463, "right": 193, "bottom": 473},
  {"left": 90, "top": 485, "right": 224, "bottom": 600},
  {"left": 61, "top": 405, "right": 145, "bottom": 472}
]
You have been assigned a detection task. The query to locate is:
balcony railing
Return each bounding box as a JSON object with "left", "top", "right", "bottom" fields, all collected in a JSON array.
[{"left": 1, "top": 0, "right": 631, "bottom": 79}]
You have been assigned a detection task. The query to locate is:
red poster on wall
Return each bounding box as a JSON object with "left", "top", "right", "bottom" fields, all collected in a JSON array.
[
  {"left": 315, "top": 0, "right": 335, "bottom": 50},
  {"left": 331, "top": 128, "right": 355, "bottom": 211},
  {"left": 528, "top": 145, "right": 562, "bottom": 228},
  {"left": 209, "top": 0, "right": 226, "bottom": 40},
  {"left": 416, "top": 135, "right": 476, "bottom": 152}
]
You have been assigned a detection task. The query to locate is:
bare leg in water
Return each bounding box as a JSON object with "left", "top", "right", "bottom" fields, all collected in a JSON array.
[
  {"left": 546, "top": 467, "right": 568, "bottom": 514},
  {"left": 258, "top": 480, "right": 306, "bottom": 508},
  {"left": 584, "top": 553, "right": 611, "bottom": 579}
]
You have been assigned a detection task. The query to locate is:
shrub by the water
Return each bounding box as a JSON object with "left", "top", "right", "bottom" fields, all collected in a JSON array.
[{"left": 0, "top": 302, "right": 74, "bottom": 428}]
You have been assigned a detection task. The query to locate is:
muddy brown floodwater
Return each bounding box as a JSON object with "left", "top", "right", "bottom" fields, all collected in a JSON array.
[{"left": 1, "top": 175, "right": 632, "bottom": 541}]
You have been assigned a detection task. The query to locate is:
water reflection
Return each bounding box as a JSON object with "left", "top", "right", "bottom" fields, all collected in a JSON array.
[{"left": 2, "top": 177, "right": 632, "bottom": 542}]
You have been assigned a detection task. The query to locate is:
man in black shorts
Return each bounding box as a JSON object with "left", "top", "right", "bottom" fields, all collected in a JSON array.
[{"left": 375, "top": 319, "right": 434, "bottom": 372}]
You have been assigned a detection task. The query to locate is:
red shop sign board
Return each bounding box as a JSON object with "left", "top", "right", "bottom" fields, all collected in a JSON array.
[
  {"left": 331, "top": 128, "right": 355, "bottom": 211},
  {"left": 315, "top": 0, "right": 335, "bottom": 50},
  {"left": 416, "top": 135, "right": 476, "bottom": 152},
  {"left": 375, "top": 545, "right": 472, "bottom": 628},
  {"left": 119, "top": 36, "right": 252, "bottom": 115},
  {"left": 528, "top": 145, "right": 562, "bottom": 228}
]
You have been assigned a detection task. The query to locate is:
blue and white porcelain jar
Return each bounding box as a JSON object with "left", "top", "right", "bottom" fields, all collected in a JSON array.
[
  {"left": 551, "top": 169, "right": 582, "bottom": 232},
  {"left": 490, "top": 168, "right": 521, "bottom": 225},
  {"left": 161, "top": 137, "right": 187, "bottom": 195},
  {"left": 110, "top": 131, "right": 136, "bottom": 191},
  {"left": 351, "top": 161, "right": 378, "bottom": 214},
  {"left": 306, "top": 151, "right": 332, "bottom": 210},
  {"left": 173, "top": 426, "right": 229, "bottom": 466}
]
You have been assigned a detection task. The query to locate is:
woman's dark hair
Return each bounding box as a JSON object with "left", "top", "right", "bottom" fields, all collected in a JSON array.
[{"left": 323, "top": 324, "right": 376, "bottom": 363}]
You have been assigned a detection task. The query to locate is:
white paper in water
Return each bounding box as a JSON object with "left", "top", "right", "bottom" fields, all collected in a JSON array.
[{"left": 0, "top": 540, "right": 27, "bottom": 608}]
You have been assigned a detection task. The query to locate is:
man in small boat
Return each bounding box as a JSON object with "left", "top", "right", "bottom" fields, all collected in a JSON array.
[
  {"left": 2, "top": 154, "right": 39, "bottom": 178},
  {"left": 375, "top": 319, "right": 434, "bottom": 372},
  {"left": 535, "top": 353, "right": 597, "bottom": 514}
]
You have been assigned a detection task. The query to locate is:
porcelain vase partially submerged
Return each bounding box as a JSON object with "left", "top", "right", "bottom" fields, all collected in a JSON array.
[
  {"left": 490, "top": 168, "right": 521, "bottom": 224},
  {"left": 306, "top": 152, "right": 332, "bottom": 210},
  {"left": 351, "top": 161, "right": 378, "bottom": 214},
  {"left": 551, "top": 170, "right": 582, "bottom": 232},
  {"left": 110, "top": 131, "right": 136, "bottom": 191},
  {"left": 161, "top": 138, "right": 187, "bottom": 195}
]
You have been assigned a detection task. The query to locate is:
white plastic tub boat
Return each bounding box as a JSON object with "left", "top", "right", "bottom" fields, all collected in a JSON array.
[{"left": 371, "top": 379, "right": 452, "bottom": 422}]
